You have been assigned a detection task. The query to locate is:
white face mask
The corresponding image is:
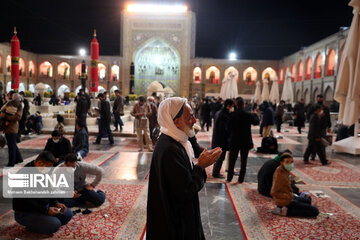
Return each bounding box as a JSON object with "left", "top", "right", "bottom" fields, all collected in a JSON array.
[
  {"left": 52, "top": 139, "right": 60, "bottom": 143},
  {"left": 229, "top": 107, "right": 235, "bottom": 113}
]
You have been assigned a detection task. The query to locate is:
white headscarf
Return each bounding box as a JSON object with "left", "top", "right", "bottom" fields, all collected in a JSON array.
[{"left": 157, "top": 97, "right": 194, "bottom": 168}]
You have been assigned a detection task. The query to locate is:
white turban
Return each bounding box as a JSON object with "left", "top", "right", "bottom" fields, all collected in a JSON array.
[{"left": 157, "top": 97, "right": 195, "bottom": 167}]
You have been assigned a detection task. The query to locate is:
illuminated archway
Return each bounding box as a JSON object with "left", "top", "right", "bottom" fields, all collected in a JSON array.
[
  {"left": 134, "top": 38, "right": 180, "bottom": 95},
  {"left": 98, "top": 63, "right": 107, "bottom": 81},
  {"left": 193, "top": 67, "right": 202, "bottom": 83},
  {"left": 75, "top": 63, "right": 88, "bottom": 80},
  {"left": 19, "top": 58, "right": 26, "bottom": 77},
  {"left": 29, "top": 60, "right": 36, "bottom": 78},
  {"left": 243, "top": 67, "right": 257, "bottom": 85},
  {"left": 111, "top": 65, "right": 120, "bottom": 81},
  {"left": 305, "top": 57, "right": 312, "bottom": 80},
  {"left": 206, "top": 66, "right": 220, "bottom": 84},
  {"left": 262, "top": 67, "right": 276, "bottom": 81},
  {"left": 290, "top": 64, "right": 295, "bottom": 82},
  {"left": 6, "top": 55, "right": 11, "bottom": 74},
  {"left": 75, "top": 85, "right": 89, "bottom": 94},
  {"left": 224, "top": 66, "right": 239, "bottom": 82},
  {"left": 39, "top": 61, "right": 53, "bottom": 78},
  {"left": 325, "top": 49, "right": 336, "bottom": 76},
  {"left": 29, "top": 84, "right": 35, "bottom": 93},
  {"left": 57, "top": 84, "right": 70, "bottom": 98},
  {"left": 57, "top": 62, "right": 70, "bottom": 80},
  {"left": 278, "top": 68, "right": 284, "bottom": 84},
  {"left": 297, "top": 61, "right": 303, "bottom": 81},
  {"left": 314, "top": 53, "right": 322, "bottom": 78}
]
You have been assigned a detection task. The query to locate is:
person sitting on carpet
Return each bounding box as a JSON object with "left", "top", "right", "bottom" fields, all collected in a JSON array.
[
  {"left": 26, "top": 111, "right": 43, "bottom": 134},
  {"left": 257, "top": 150, "right": 299, "bottom": 197},
  {"left": 59, "top": 153, "right": 106, "bottom": 208},
  {"left": 270, "top": 153, "right": 319, "bottom": 217},
  {"left": 44, "top": 130, "right": 72, "bottom": 166},
  {"left": 72, "top": 121, "right": 89, "bottom": 159},
  {"left": 12, "top": 151, "right": 73, "bottom": 235}
]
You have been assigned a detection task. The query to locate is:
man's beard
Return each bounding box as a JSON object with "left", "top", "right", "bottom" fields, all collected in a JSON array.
[{"left": 183, "top": 124, "right": 196, "bottom": 138}]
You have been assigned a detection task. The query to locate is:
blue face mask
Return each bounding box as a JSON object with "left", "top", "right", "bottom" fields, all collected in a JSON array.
[{"left": 284, "top": 163, "right": 294, "bottom": 172}]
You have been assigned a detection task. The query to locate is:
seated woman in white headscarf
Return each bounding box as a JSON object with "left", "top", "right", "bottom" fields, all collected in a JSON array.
[{"left": 146, "top": 97, "right": 222, "bottom": 240}]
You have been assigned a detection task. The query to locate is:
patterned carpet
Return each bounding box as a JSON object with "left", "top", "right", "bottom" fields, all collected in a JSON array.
[
  {"left": 226, "top": 183, "right": 360, "bottom": 240},
  {"left": 17, "top": 136, "right": 95, "bottom": 149},
  {"left": 292, "top": 158, "right": 360, "bottom": 187},
  {"left": 0, "top": 181, "right": 147, "bottom": 240}
]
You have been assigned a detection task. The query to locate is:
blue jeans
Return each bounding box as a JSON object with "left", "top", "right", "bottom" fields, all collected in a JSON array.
[
  {"left": 77, "top": 150, "right": 88, "bottom": 158},
  {"left": 14, "top": 207, "right": 73, "bottom": 235},
  {"left": 5, "top": 133, "right": 23, "bottom": 166},
  {"left": 60, "top": 189, "right": 106, "bottom": 208},
  {"left": 113, "top": 112, "right": 124, "bottom": 129}
]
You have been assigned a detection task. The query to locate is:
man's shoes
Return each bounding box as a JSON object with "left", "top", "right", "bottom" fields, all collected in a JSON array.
[
  {"left": 310, "top": 158, "right": 315, "bottom": 161},
  {"left": 15, "top": 160, "right": 23, "bottom": 164},
  {"left": 93, "top": 141, "right": 100, "bottom": 145},
  {"left": 6, "top": 164, "right": 14, "bottom": 167},
  {"left": 113, "top": 128, "right": 118, "bottom": 132},
  {"left": 120, "top": 127, "right": 123, "bottom": 132},
  {"left": 322, "top": 161, "right": 331, "bottom": 166},
  {"left": 109, "top": 142, "right": 114, "bottom": 145},
  {"left": 212, "top": 174, "right": 225, "bottom": 179},
  {"left": 304, "top": 161, "right": 311, "bottom": 164}
]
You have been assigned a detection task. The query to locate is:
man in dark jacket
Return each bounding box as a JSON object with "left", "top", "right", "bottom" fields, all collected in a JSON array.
[
  {"left": 12, "top": 151, "right": 73, "bottom": 235},
  {"left": 303, "top": 104, "right": 330, "bottom": 165},
  {"left": 44, "top": 130, "right": 72, "bottom": 166},
  {"left": 306, "top": 94, "right": 331, "bottom": 135},
  {"left": 211, "top": 99, "right": 234, "bottom": 178},
  {"left": 293, "top": 99, "right": 306, "bottom": 134},
  {"left": 261, "top": 101, "right": 275, "bottom": 137},
  {"left": 94, "top": 93, "right": 114, "bottom": 145},
  {"left": 112, "top": 90, "right": 124, "bottom": 132},
  {"left": 227, "top": 97, "right": 260, "bottom": 183},
  {"left": 75, "top": 92, "right": 88, "bottom": 133},
  {"left": 275, "top": 100, "right": 285, "bottom": 133},
  {"left": 200, "top": 98, "right": 211, "bottom": 131},
  {"left": 72, "top": 121, "right": 89, "bottom": 158},
  {"left": 147, "top": 97, "right": 222, "bottom": 240}
]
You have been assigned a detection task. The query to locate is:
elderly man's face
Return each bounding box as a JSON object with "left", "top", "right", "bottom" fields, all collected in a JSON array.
[{"left": 175, "top": 104, "right": 196, "bottom": 137}]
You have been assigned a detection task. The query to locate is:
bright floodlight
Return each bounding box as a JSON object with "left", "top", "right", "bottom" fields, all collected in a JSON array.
[
  {"left": 79, "top": 49, "right": 86, "bottom": 57},
  {"left": 229, "top": 52, "right": 237, "bottom": 61},
  {"left": 127, "top": 4, "right": 187, "bottom": 13}
]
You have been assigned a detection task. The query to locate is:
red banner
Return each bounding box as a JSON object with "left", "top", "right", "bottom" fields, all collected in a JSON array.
[
  {"left": 11, "top": 28, "right": 20, "bottom": 90},
  {"left": 90, "top": 30, "right": 99, "bottom": 92}
]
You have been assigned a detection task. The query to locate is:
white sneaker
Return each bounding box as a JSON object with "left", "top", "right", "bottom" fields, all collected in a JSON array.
[{"left": 77, "top": 153, "right": 83, "bottom": 161}]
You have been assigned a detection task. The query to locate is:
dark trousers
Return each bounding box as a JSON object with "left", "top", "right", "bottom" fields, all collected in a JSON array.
[
  {"left": 212, "top": 150, "right": 227, "bottom": 176},
  {"left": 60, "top": 189, "right": 106, "bottom": 208},
  {"left": 227, "top": 148, "right": 249, "bottom": 183},
  {"left": 96, "top": 123, "right": 114, "bottom": 144},
  {"left": 17, "top": 117, "right": 26, "bottom": 141},
  {"left": 14, "top": 207, "right": 73, "bottom": 235},
  {"left": 201, "top": 118, "right": 211, "bottom": 131},
  {"left": 5, "top": 133, "right": 23, "bottom": 166},
  {"left": 113, "top": 112, "right": 124, "bottom": 130},
  {"left": 286, "top": 196, "right": 319, "bottom": 218},
  {"left": 304, "top": 140, "right": 327, "bottom": 165},
  {"left": 297, "top": 125, "right": 302, "bottom": 134},
  {"left": 275, "top": 117, "right": 283, "bottom": 132}
]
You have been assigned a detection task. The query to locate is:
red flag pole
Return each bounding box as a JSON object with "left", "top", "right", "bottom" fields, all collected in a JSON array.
[
  {"left": 90, "top": 29, "right": 99, "bottom": 93},
  {"left": 11, "top": 27, "right": 20, "bottom": 91}
]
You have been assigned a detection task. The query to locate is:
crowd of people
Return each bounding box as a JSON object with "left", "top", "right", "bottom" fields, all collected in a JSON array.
[{"left": 0, "top": 88, "right": 354, "bottom": 238}]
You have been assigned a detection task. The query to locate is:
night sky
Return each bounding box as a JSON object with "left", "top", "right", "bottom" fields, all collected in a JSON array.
[{"left": 0, "top": 0, "right": 353, "bottom": 60}]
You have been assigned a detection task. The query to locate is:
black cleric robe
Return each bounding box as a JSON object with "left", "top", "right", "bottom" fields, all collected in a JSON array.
[{"left": 146, "top": 134, "right": 206, "bottom": 240}]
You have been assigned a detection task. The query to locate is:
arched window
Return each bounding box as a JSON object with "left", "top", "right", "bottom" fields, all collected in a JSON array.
[
  {"left": 75, "top": 63, "right": 88, "bottom": 80},
  {"left": 278, "top": 68, "right": 284, "bottom": 84},
  {"left": 0, "top": 55, "right": 2, "bottom": 74},
  {"left": 39, "top": 61, "right": 53, "bottom": 78},
  {"left": 243, "top": 67, "right": 257, "bottom": 85},
  {"left": 6, "top": 55, "right": 11, "bottom": 74},
  {"left": 290, "top": 64, "right": 295, "bottom": 82},
  {"left": 29, "top": 60, "right": 35, "bottom": 78},
  {"left": 57, "top": 62, "right": 70, "bottom": 80},
  {"left": 262, "top": 67, "right": 276, "bottom": 81},
  {"left": 325, "top": 49, "right": 336, "bottom": 76},
  {"left": 206, "top": 66, "right": 220, "bottom": 84},
  {"left": 57, "top": 84, "right": 70, "bottom": 98},
  {"left": 297, "top": 61, "right": 303, "bottom": 81},
  {"left": 98, "top": 63, "right": 106, "bottom": 81},
  {"left": 193, "top": 67, "right": 202, "bottom": 83},
  {"left": 19, "top": 58, "right": 26, "bottom": 77},
  {"left": 111, "top": 65, "right": 120, "bottom": 81},
  {"left": 224, "top": 66, "right": 239, "bottom": 82},
  {"left": 314, "top": 53, "right": 322, "bottom": 78},
  {"left": 305, "top": 57, "right": 312, "bottom": 80}
]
